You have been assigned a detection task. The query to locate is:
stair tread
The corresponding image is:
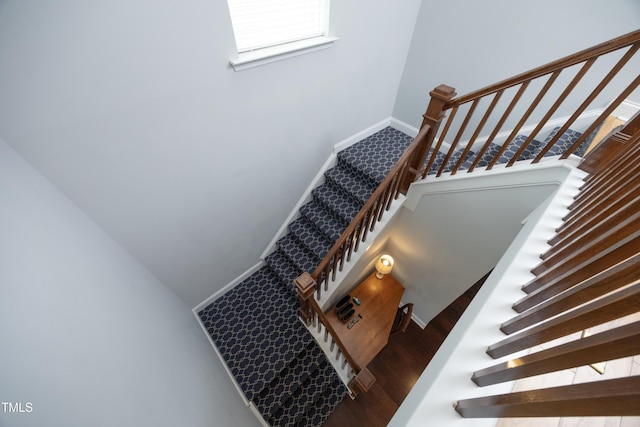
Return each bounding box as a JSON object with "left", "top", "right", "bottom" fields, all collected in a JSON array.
[
  {"left": 325, "top": 165, "right": 377, "bottom": 205},
  {"left": 542, "top": 127, "right": 584, "bottom": 156},
  {"left": 300, "top": 201, "right": 345, "bottom": 242},
  {"left": 294, "top": 377, "right": 348, "bottom": 427},
  {"left": 461, "top": 135, "right": 542, "bottom": 169},
  {"left": 265, "top": 249, "right": 301, "bottom": 294},
  {"left": 312, "top": 182, "right": 362, "bottom": 225},
  {"left": 277, "top": 234, "right": 320, "bottom": 274},
  {"left": 270, "top": 362, "right": 340, "bottom": 427},
  {"left": 288, "top": 217, "right": 334, "bottom": 260},
  {"left": 253, "top": 341, "right": 327, "bottom": 418},
  {"left": 337, "top": 126, "right": 413, "bottom": 185},
  {"left": 198, "top": 266, "right": 313, "bottom": 401},
  {"left": 427, "top": 147, "right": 476, "bottom": 174}
]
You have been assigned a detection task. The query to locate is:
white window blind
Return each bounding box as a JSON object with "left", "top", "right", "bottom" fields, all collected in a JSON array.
[{"left": 227, "top": 0, "right": 329, "bottom": 53}]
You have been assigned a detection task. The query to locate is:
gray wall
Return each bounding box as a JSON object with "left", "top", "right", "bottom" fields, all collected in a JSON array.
[
  {"left": 0, "top": 0, "right": 422, "bottom": 306},
  {"left": 0, "top": 138, "right": 259, "bottom": 427},
  {"left": 393, "top": 0, "right": 640, "bottom": 129}
]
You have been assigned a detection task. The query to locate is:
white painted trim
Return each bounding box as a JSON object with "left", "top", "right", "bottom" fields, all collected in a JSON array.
[
  {"left": 404, "top": 107, "right": 606, "bottom": 156},
  {"left": 403, "top": 157, "right": 578, "bottom": 212},
  {"left": 390, "top": 117, "right": 419, "bottom": 137},
  {"left": 192, "top": 309, "right": 250, "bottom": 405},
  {"left": 230, "top": 36, "right": 339, "bottom": 71},
  {"left": 332, "top": 118, "right": 392, "bottom": 153},
  {"left": 613, "top": 99, "right": 640, "bottom": 121},
  {"left": 260, "top": 153, "right": 337, "bottom": 259},
  {"left": 248, "top": 402, "right": 270, "bottom": 427},
  {"left": 193, "top": 261, "right": 264, "bottom": 312},
  {"left": 466, "top": 108, "right": 604, "bottom": 152},
  {"left": 261, "top": 117, "right": 404, "bottom": 260}
]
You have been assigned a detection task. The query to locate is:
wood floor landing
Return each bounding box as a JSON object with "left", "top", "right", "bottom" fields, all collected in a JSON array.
[{"left": 323, "top": 272, "right": 488, "bottom": 427}]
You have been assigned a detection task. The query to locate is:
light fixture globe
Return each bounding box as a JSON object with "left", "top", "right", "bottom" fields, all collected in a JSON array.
[{"left": 375, "top": 254, "right": 394, "bottom": 279}]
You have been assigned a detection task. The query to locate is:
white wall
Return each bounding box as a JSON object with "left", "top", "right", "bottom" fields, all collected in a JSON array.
[
  {"left": 0, "top": 138, "right": 259, "bottom": 427},
  {"left": 0, "top": 0, "right": 422, "bottom": 306},
  {"left": 388, "top": 165, "right": 588, "bottom": 427},
  {"left": 393, "top": 0, "right": 640, "bottom": 129},
  {"left": 386, "top": 162, "right": 574, "bottom": 325}
]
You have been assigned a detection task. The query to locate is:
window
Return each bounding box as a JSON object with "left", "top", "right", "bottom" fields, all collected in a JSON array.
[{"left": 227, "top": 0, "right": 336, "bottom": 71}]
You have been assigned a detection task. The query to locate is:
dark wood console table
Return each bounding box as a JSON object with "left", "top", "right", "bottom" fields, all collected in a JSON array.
[{"left": 324, "top": 272, "right": 404, "bottom": 368}]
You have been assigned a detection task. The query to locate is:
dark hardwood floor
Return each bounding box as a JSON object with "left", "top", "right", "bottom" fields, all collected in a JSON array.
[{"left": 323, "top": 272, "right": 489, "bottom": 427}]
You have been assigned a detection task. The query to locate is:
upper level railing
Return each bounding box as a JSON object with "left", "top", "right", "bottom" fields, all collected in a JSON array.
[
  {"left": 296, "top": 29, "right": 640, "bottom": 397},
  {"left": 418, "top": 29, "right": 640, "bottom": 180},
  {"left": 454, "top": 111, "right": 640, "bottom": 419}
]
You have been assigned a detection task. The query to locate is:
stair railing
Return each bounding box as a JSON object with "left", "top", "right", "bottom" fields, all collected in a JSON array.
[
  {"left": 416, "top": 29, "right": 640, "bottom": 178},
  {"left": 300, "top": 123, "right": 434, "bottom": 302},
  {"left": 295, "top": 272, "right": 374, "bottom": 397},
  {"left": 454, "top": 112, "right": 640, "bottom": 418}
]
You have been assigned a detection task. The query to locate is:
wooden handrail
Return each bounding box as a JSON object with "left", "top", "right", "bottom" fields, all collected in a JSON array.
[
  {"left": 446, "top": 29, "right": 640, "bottom": 109},
  {"left": 457, "top": 114, "right": 640, "bottom": 418}
]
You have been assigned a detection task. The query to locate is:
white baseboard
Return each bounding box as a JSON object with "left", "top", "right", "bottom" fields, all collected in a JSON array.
[
  {"left": 390, "top": 117, "right": 419, "bottom": 137},
  {"left": 192, "top": 309, "right": 250, "bottom": 405},
  {"left": 332, "top": 118, "right": 393, "bottom": 153},
  {"left": 193, "top": 261, "right": 264, "bottom": 312}
]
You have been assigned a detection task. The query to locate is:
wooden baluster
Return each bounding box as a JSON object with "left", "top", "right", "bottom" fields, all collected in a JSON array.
[
  {"left": 532, "top": 207, "right": 640, "bottom": 276},
  {"left": 455, "top": 377, "right": 640, "bottom": 418},
  {"left": 544, "top": 196, "right": 640, "bottom": 261},
  {"left": 521, "top": 59, "right": 595, "bottom": 161},
  {"left": 501, "top": 253, "right": 640, "bottom": 333},
  {"left": 558, "top": 73, "right": 640, "bottom": 161},
  {"left": 437, "top": 100, "right": 480, "bottom": 176},
  {"left": 488, "top": 283, "right": 640, "bottom": 358},
  {"left": 422, "top": 107, "right": 457, "bottom": 178},
  {"left": 551, "top": 189, "right": 640, "bottom": 248},
  {"left": 474, "top": 321, "right": 640, "bottom": 387},
  {"left": 518, "top": 233, "right": 640, "bottom": 308},
  {"left": 399, "top": 84, "right": 456, "bottom": 193},
  {"left": 458, "top": 91, "right": 503, "bottom": 172},
  {"left": 564, "top": 153, "right": 640, "bottom": 225},
  {"left": 486, "top": 71, "right": 561, "bottom": 170},
  {"left": 469, "top": 84, "right": 528, "bottom": 172}
]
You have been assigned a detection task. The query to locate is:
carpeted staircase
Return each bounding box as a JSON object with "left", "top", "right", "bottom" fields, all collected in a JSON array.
[
  {"left": 197, "top": 125, "right": 587, "bottom": 426},
  {"left": 198, "top": 127, "right": 413, "bottom": 427}
]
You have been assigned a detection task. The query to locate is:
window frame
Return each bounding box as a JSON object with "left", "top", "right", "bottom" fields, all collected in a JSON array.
[{"left": 226, "top": 0, "right": 336, "bottom": 71}]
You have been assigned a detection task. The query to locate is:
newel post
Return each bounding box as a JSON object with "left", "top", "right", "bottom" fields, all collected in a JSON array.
[
  {"left": 399, "top": 84, "right": 456, "bottom": 194},
  {"left": 295, "top": 272, "right": 316, "bottom": 325},
  {"left": 348, "top": 368, "right": 376, "bottom": 397}
]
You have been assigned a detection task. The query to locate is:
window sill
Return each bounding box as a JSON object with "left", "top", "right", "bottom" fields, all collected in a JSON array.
[{"left": 230, "top": 36, "right": 338, "bottom": 71}]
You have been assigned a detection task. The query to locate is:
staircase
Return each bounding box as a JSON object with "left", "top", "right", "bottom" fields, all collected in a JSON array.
[{"left": 198, "top": 127, "right": 412, "bottom": 427}]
